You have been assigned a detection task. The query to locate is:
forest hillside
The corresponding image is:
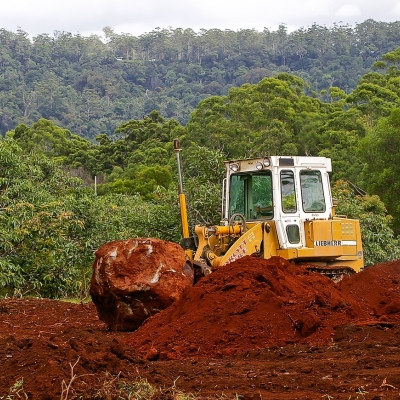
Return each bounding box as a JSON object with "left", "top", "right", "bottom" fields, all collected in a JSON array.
[{"left": 1, "top": 19, "right": 400, "bottom": 138}]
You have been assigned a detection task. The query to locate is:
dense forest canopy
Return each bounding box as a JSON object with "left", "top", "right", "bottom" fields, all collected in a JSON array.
[
  {"left": 1, "top": 19, "right": 400, "bottom": 138},
  {"left": 1, "top": 22, "right": 400, "bottom": 298}
]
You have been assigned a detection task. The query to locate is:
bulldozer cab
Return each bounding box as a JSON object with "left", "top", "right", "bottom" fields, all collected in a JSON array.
[{"left": 224, "top": 156, "right": 333, "bottom": 250}]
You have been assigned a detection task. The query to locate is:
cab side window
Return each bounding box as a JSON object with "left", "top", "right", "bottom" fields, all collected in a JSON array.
[
  {"left": 253, "top": 173, "right": 273, "bottom": 219},
  {"left": 281, "top": 170, "right": 296, "bottom": 213},
  {"left": 300, "top": 170, "right": 326, "bottom": 212}
]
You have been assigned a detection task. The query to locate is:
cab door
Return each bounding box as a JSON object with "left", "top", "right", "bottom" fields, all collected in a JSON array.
[{"left": 275, "top": 169, "right": 302, "bottom": 249}]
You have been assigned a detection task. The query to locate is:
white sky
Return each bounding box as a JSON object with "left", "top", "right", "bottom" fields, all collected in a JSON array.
[{"left": 3, "top": 0, "right": 400, "bottom": 39}]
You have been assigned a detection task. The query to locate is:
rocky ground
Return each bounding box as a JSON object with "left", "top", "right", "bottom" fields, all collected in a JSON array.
[{"left": 1, "top": 256, "right": 400, "bottom": 399}]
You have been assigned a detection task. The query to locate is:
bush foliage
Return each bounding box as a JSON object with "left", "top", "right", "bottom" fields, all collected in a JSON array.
[{"left": 2, "top": 46, "right": 400, "bottom": 297}]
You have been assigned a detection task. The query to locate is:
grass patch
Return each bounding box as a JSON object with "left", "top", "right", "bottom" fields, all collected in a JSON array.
[
  {"left": 94, "top": 373, "right": 244, "bottom": 399},
  {"left": 0, "top": 378, "right": 28, "bottom": 399}
]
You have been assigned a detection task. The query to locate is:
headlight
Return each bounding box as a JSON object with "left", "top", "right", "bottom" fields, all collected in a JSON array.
[
  {"left": 229, "top": 162, "right": 240, "bottom": 172},
  {"left": 263, "top": 157, "right": 271, "bottom": 167},
  {"left": 256, "top": 162, "right": 263, "bottom": 170}
]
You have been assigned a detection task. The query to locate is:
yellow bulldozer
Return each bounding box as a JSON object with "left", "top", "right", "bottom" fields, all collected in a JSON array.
[
  {"left": 89, "top": 140, "right": 365, "bottom": 331},
  {"left": 174, "top": 139, "right": 364, "bottom": 281}
]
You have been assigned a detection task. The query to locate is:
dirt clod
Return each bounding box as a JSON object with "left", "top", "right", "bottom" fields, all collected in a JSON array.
[{"left": 90, "top": 238, "right": 193, "bottom": 330}]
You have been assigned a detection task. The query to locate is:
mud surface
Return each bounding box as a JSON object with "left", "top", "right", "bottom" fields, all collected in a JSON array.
[{"left": 1, "top": 256, "right": 400, "bottom": 399}]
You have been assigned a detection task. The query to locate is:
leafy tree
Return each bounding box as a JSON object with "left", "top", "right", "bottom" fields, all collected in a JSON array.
[
  {"left": 186, "top": 74, "right": 308, "bottom": 158},
  {"left": 346, "top": 80, "right": 400, "bottom": 126},
  {"left": 0, "top": 138, "right": 96, "bottom": 297},
  {"left": 8, "top": 119, "right": 91, "bottom": 162},
  {"left": 358, "top": 107, "right": 400, "bottom": 232},
  {"left": 97, "top": 165, "right": 172, "bottom": 199},
  {"left": 318, "top": 108, "right": 366, "bottom": 184},
  {"left": 332, "top": 180, "right": 400, "bottom": 266}
]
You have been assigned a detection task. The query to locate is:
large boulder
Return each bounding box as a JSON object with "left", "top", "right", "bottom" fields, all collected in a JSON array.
[{"left": 90, "top": 238, "right": 194, "bottom": 331}]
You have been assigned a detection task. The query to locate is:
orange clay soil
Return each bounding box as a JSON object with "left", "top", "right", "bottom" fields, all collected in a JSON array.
[{"left": 1, "top": 256, "right": 400, "bottom": 399}]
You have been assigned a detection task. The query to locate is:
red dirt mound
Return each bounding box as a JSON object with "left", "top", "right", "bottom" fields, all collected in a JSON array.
[
  {"left": 2, "top": 263, "right": 400, "bottom": 399},
  {"left": 339, "top": 258, "right": 400, "bottom": 317},
  {"left": 126, "top": 256, "right": 400, "bottom": 360}
]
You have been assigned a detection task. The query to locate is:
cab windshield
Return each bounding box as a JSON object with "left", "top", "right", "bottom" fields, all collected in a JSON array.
[{"left": 229, "top": 171, "right": 273, "bottom": 220}]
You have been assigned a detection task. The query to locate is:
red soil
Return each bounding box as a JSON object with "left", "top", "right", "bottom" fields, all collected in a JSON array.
[
  {"left": 126, "top": 256, "right": 400, "bottom": 360},
  {"left": 1, "top": 256, "right": 400, "bottom": 399}
]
